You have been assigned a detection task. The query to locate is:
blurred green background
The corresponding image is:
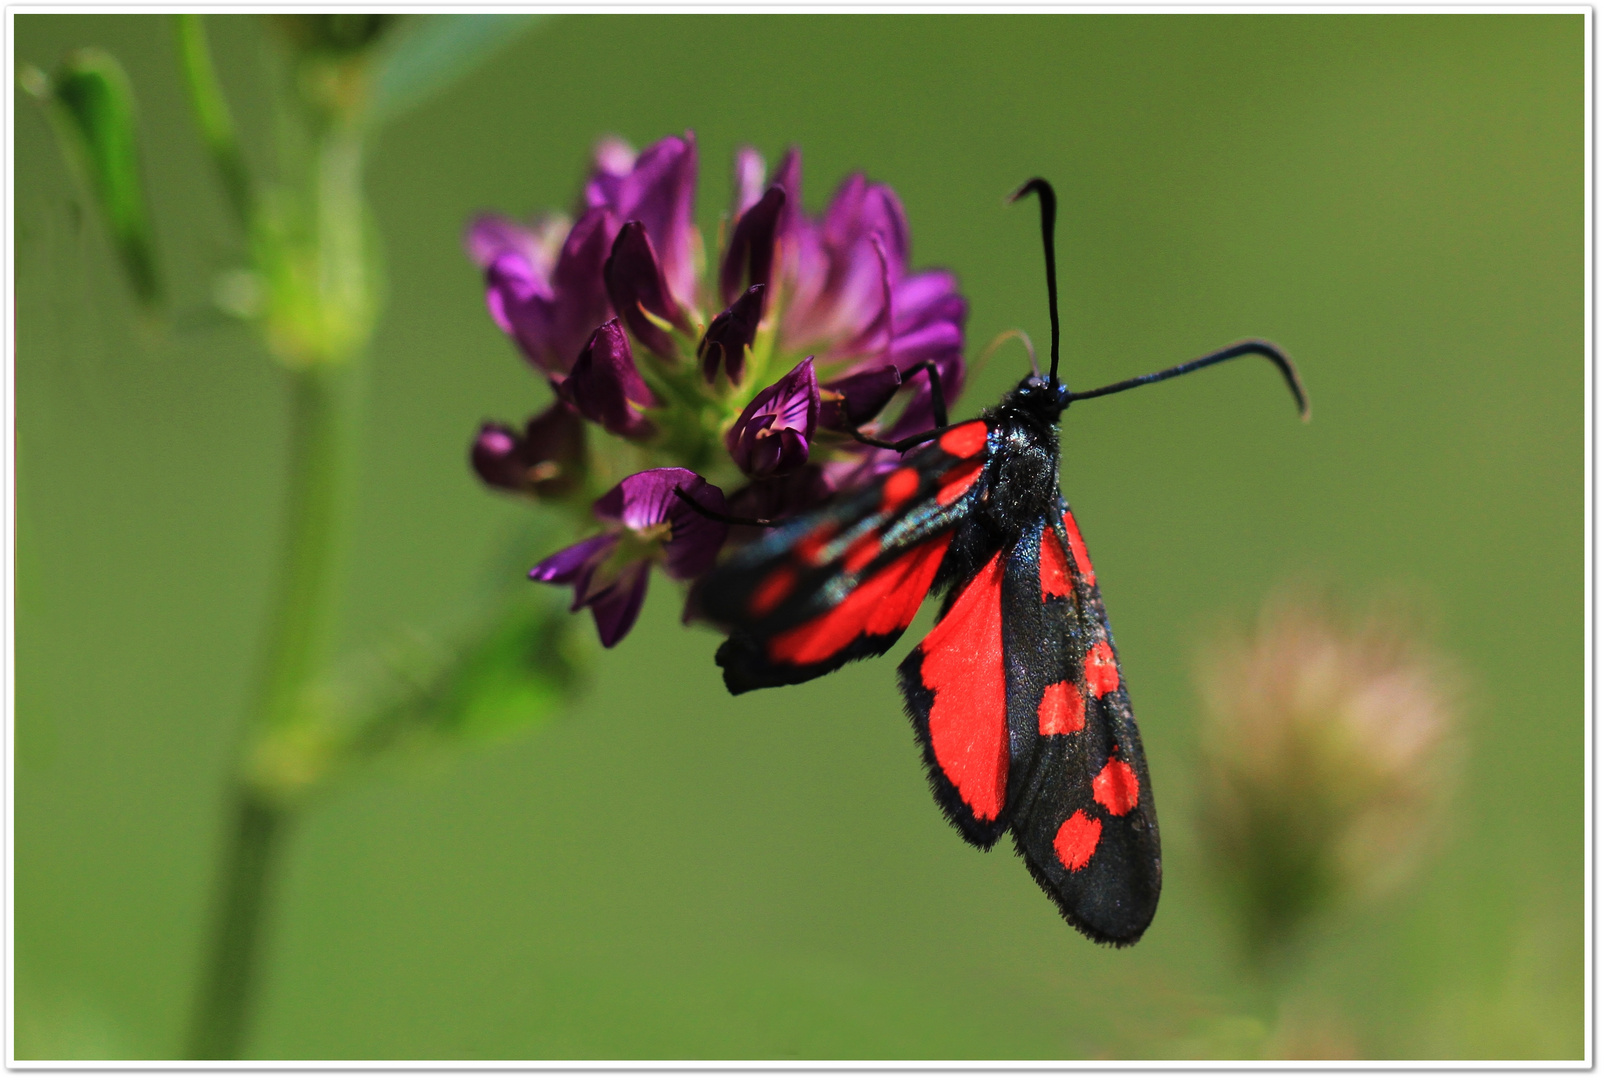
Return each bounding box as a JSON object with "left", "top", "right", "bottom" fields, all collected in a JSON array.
[{"left": 14, "top": 13, "right": 1582, "bottom": 1060}]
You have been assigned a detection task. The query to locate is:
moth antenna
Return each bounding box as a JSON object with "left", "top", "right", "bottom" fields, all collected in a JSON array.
[
  {"left": 1066, "top": 339, "right": 1310, "bottom": 421},
  {"left": 1009, "top": 178, "right": 1061, "bottom": 385}
]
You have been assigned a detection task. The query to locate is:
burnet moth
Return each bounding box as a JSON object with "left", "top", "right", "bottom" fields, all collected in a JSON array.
[{"left": 692, "top": 179, "right": 1308, "bottom": 945}]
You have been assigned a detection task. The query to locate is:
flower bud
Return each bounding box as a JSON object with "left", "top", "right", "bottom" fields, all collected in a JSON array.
[
  {"left": 720, "top": 186, "right": 786, "bottom": 305},
  {"left": 699, "top": 284, "right": 765, "bottom": 385},
  {"left": 560, "top": 320, "right": 657, "bottom": 440},
  {"left": 725, "top": 358, "right": 819, "bottom": 478},
  {"left": 1195, "top": 596, "right": 1460, "bottom": 963},
  {"left": 470, "top": 401, "right": 586, "bottom": 498},
  {"left": 604, "top": 222, "right": 689, "bottom": 360},
  {"left": 818, "top": 363, "right": 901, "bottom": 431}
]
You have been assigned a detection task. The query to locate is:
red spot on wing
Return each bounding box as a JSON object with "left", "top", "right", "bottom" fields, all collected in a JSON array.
[
  {"left": 1054, "top": 810, "right": 1102, "bottom": 872},
  {"left": 1037, "top": 680, "right": 1085, "bottom": 735},
  {"left": 843, "top": 532, "right": 881, "bottom": 574},
  {"left": 918, "top": 553, "right": 1008, "bottom": 823},
  {"left": 1062, "top": 510, "right": 1095, "bottom": 585},
  {"left": 1086, "top": 640, "right": 1119, "bottom": 698},
  {"left": 749, "top": 566, "right": 797, "bottom": 618},
  {"left": 938, "top": 420, "right": 988, "bottom": 459},
  {"left": 796, "top": 523, "right": 838, "bottom": 566},
  {"left": 936, "top": 460, "right": 983, "bottom": 506},
  {"left": 768, "top": 535, "right": 951, "bottom": 666},
  {"left": 881, "top": 467, "right": 920, "bottom": 514},
  {"left": 1039, "top": 524, "right": 1072, "bottom": 599},
  {"left": 1093, "top": 758, "right": 1140, "bottom": 816}
]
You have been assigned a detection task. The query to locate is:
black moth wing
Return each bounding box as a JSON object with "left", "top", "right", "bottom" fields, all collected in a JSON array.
[
  {"left": 1004, "top": 501, "right": 1161, "bottom": 945},
  {"left": 704, "top": 420, "right": 994, "bottom": 695}
]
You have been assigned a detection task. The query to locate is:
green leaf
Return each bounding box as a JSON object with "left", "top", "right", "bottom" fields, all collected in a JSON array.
[
  {"left": 24, "top": 49, "right": 162, "bottom": 306},
  {"left": 370, "top": 14, "right": 550, "bottom": 127},
  {"left": 435, "top": 598, "right": 585, "bottom": 742}
]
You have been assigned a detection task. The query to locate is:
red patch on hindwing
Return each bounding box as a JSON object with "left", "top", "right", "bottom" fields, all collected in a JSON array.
[
  {"left": 936, "top": 460, "right": 983, "bottom": 506},
  {"left": 1093, "top": 758, "right": 1140, "bottom": 816},
  {"left": 1039, "top": 524, "right": 1072, "bottom": 599},
  {"left": 881, "top": 467, "right": 920, "bottom": 513},
  {"left": 916, "top": 553, "right": 1008, "bottom": 822},
  {"left": 938, "top": 420, "right": 988, "bottom": 459},
  {"left": 749, "top": 566, "right": 797, "bottom": 617},
  {"left": 1085, "top": 640, "right": 1119, "bottom": 698},
  {"left": 1062, "top": 510, "right": 1095, "bottom": 585},
  {"left": 1037, "top": 680, "right": 1085, "bottom": 735},
  {"left": 768, "top": 535, "right": 952, "bottom": 666},
  {"left": 1053, "top": 810, "right": 1102, "bottom": 872}
]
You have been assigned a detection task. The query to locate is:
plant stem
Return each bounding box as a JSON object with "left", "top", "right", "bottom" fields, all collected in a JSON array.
[
  {"left": 187, "top": 363, "right": 360, "bottom": 1059},
  {"left": 185, "top": 791, "right": 286, "bottom": 1060}
]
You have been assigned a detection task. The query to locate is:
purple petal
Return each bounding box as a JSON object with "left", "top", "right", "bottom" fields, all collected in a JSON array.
[
  {"left": 585, "top": 560, "right": 651, "bottom": 648},
  {"left": 733, "top": 146, "right": 766, "bottom": 217},
  {"left": 484, "top": 208, "right": 615, "bottom": 377},
  {"left": 465, "top": 213, "right": 566, "bottom": 276},
  {"left": 771, "top": 147, "right": 803, "bottom": 236},
  {"left": 892, "top": 270, "right": 962, "bottom": 329},
  {"left": 484, "top": 251, "right": 551, "bottom": 334},
  {"left": 818, "top": 364, "right": 901, "bottom": 431},
  {"left": 471, "top": 423, "right": 524, "bottom": 491},
  {"left": 561, "top": 320, "right": 657, "bottom": 439},
  {"left": 594, "top": 466, "right": 703, "bottom": 532},
  {"left": 726, "top": 358, "right": 819, "bottom": 477},
  {"left": 890, "top": 319, "right": 965, "bottom": 369},
  {"left": 663, "top": 473, "right": 730, "bottom": 580},
  {"left": 719, "top": 186, "right": 786, "bottom": 306},
  {"left": 529, "top": 533, "right": 617, "bottom": 585},
  {"left": 590, "top": 136, "right": 637, "bottom": 181},
  {"left": 543, "top": 207, "right": 617, "bottom": 373},
  {"left": 699, "top": 284, "right": 765, "bottom": 385},
  {"left": 822, "top": 176, "right": 909, "bottom": 274},
  {"left": 604, "top": 221, "right": 688, "bottom": 360},
  {"left": 586, "top": 133, "right": 699, "bottom": 308}
]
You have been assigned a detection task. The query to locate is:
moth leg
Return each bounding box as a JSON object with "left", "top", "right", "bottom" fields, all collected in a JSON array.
[
  {"left": 672, "top": 486, "right": 785, "bottom": 529},
  {"left": 849, "top": 358, "right": 955, "bottom": 452}
]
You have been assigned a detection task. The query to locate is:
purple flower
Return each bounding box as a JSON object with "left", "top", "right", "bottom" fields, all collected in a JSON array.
[
  {"left": 726, "top": 357, "right": 819, "bottom": 478},
  {"left": 699, "top": 284, "right": 765, "bottom": 385},
  {"left": 558, "top": 320, "right": 658, "bottom": 440},
  {"left": 470, "top": 400, "right": 587, "bottom": 498},
  {"left": 474, "top": 207, "right": 616, "bottom": 377},
  {"left": 529, "top": 468, "right": 728, "bottom": 647}
]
